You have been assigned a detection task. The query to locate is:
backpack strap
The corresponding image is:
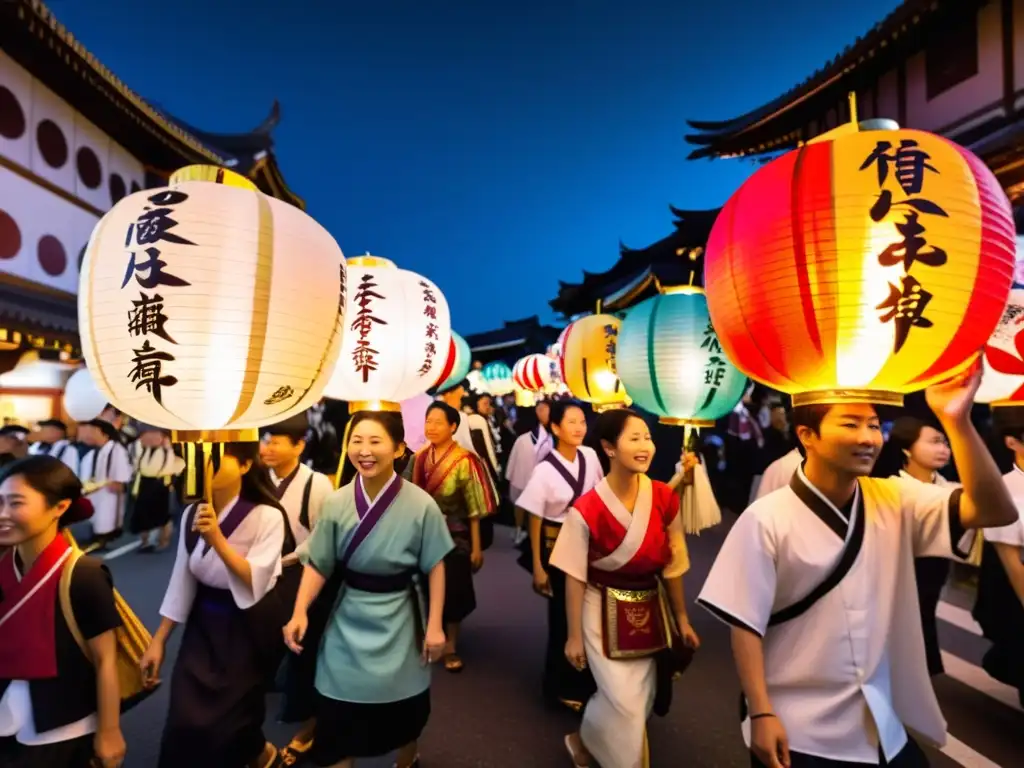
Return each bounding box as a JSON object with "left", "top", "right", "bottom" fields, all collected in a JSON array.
[
  {"left": 58, "top": 548, "right": 90, "bottom": 662},
  {"left": 298, "top": 474, "right": 315, "bottom": 531}
]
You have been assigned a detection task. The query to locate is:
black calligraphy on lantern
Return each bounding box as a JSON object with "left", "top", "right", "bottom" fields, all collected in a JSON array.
[
  {"left": 127, "top": 292, "right": 176, "bottom": 344},
  {"left": 603, "top": 323, "right": 619, "bottom": 373},
  {"left": 351, "top": 274, "right": 387, "bottom": 383},
  {"left": 700, "top": 321, "right": 729, "bottom": 411},
  {"left": 127, "top": 341, "right": 178, "bottom": 405},
  {"left": 121, "top": 190, "right": 195, "bottom": 404},
  {"left": 263, "top": 386, "right": 295, "bottom": 406},
  {"left": 418, "top": 281, "right": 440, "bottom": 375},
  {"left": 859, "top": 138, "right": 948, "bottom": 354}
]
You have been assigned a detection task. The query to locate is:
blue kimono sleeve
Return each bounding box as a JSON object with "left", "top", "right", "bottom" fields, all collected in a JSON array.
[
  {"left": 301, "top": 496, "right": 341, "bottom": 578},
  {"left": 419, "top": 498, "right": 455, "bottom": 573}
]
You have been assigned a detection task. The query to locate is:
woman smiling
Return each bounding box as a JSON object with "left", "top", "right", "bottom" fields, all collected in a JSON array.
[{"left": 284, "top": 411, "right": 454, "bottom": 768}]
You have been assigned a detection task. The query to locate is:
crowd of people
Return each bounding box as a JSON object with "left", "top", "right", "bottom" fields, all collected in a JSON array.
[{"left": 0, "top": 367, "right": 1023, "bottom": 768}]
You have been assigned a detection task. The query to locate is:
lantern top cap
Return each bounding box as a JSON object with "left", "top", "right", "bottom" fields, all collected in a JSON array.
[
  {"left": 660, "top": 285, "right": 705, "bottom": 296},
  {"left": 347, "top": 255, "right": 396, "bottom": 269},
  {"left": 169, "top": 165, "right": 258, "bottom": 191}
]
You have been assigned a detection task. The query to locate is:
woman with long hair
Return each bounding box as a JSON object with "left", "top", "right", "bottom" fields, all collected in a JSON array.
[
  {"left": 552, "top": 409, "right": 699, "bottom": 768},
  {"left": 515, "top": 400, "right": 603, "bottom": 711},
  {"left": 140, "top": 442, "right": 294, "bottom": 768},
  {"left": 879, "top": 416, "right": 955, "bottom": 677},
  {"left": 0, "top": 455, "right": 125, "bottom": 768},
  {"left": 410, "top": 402, "right": 497, "bottom": 672},
  {"left": 283, "top": 411, "right": 453, "bottom": 768}
]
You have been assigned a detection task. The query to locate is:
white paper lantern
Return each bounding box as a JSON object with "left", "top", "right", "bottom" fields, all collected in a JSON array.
[
  {"left": 323, "top": 256, "right": 451, "bottom": 409},
  {"left": 977, "top": 237, "right": 1024, "bottom": 406},
  {"left": 63, "top": 368, "right": 108, "bottom": 422},
  {"left": 79, "top": 176, "right": 346, "bottom": 437}
]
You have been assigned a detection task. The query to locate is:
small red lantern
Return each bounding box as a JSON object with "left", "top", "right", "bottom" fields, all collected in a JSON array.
[{"left": 705, "top": 122, "right": 1015, "bottom": 405}]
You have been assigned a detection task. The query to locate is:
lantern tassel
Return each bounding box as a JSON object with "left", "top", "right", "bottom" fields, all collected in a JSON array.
[{"left": 680, "top": 426, "right": 722, "bottom": 535}]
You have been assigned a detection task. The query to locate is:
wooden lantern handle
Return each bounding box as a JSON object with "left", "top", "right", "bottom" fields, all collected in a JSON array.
[{"left": 204, "top": 449, "right": 214, "bottom": 507}]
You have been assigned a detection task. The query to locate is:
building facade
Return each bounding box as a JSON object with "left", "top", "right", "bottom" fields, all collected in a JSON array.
[
  {"left": 0, "top": 0, "right": 302, "bottom": 423},
  {"left": 463, "top": 316, "right": 562, "bottom": 367}
]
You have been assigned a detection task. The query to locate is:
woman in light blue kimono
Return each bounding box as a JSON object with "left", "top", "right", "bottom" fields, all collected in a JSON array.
[{"left": 283, "top": 411, "right": 453, "bottom": 768}]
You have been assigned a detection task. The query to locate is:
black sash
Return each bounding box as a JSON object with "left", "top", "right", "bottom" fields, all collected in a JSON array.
[
  {"left": 543, "top": 450, "right": 587, "bottom": 507},
  {"left": 184, "top": 499, "right": 257, "bottom": 556},
  {"left": 738, "top": 473, "right": 865, "bottom": 720}
]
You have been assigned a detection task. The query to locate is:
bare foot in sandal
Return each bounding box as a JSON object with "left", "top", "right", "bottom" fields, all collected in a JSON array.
[
  {"left": 564, "top": 732, "right": 591, "bottom": 767},
  {"left": 443, "top": 653, "right": 464, "bottom": 672}
]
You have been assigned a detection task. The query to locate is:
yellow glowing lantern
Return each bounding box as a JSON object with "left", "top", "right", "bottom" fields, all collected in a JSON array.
[{"left": 559, "top": 314, "right": 631, "bottom": 411}]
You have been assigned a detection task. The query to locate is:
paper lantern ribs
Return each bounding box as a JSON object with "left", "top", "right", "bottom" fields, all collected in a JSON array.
[
  {"left": 559, "top": 314, "right": 631, "bottom": 412},
  {"left": 434, "top": 331, "right": 471, "bottom": 393},
  {"left": 616, "top": 288, "right": 747, "bottom": 426},
  {"left": 323, "top": 256, "right": 451, "bottom": 411},
  {"left": 704, "top": 123, "right": 1016, "bottom": 406},
  {"left": 512, "top": 353, "right": 560, "bottom": 393},
  {"left": 78, "top": 166, "right": 347, "bottom": 441}
]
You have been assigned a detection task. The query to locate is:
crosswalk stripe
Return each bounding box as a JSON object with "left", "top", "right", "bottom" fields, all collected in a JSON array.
[
  {"left": 941, "top": 651, "right": 1022, "bottom": 713},
  {"left": 102, "top": 540, "right": 142, "bottom": 560},
  {"left": 936, "top": 600, "right": 982, "bottom": 637},
  {"left": 939, "top": 733, "right": 1002, "bottom": 767}
]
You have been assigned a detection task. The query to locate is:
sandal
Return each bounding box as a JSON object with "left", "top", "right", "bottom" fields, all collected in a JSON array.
[
  {"left": 277, "top": 737, "right": 313, "bottom": 766},
  {"left": 564, "top": 734, "right": 589, "bottom": 767},
  {"left": 443, "top": 654, "right": 464, "bottom": 673},
  {"left": 254, "top": 743, "right": 277, "bottom": 768}
]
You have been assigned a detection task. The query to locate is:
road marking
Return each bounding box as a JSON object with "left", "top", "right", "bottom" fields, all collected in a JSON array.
[
  {"left": 937, "top": 600, "right": 982, "bottom": 637},
  {"left": 102, "top": 540, "right": 142, "bottom": 560},
  {"left": 940, "top": 732, "right": 1002, "bottom": 767},
  {"left": 941, "top": 651, "right": 1022, "bottom": 713}
]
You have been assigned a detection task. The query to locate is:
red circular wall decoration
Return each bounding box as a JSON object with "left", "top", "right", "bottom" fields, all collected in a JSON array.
[
  {"left": 0, "top": 209, "right": 21, "bottom": 260},
  {"left": 0, "top": 87, "right": 25, "bottom": 140},
  {"left": 36, "top": 119, "right": 68, "bottom": 168},
  {"left": 76, "top": 146, "right": 102, "bottom": 189},
  {"left": 37, "top": 234, "right": 66, "bottom": 276}
]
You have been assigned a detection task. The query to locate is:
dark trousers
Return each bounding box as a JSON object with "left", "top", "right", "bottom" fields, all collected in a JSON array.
[{"left": 751, "top": 735, "right": 928, "bottom": 767}]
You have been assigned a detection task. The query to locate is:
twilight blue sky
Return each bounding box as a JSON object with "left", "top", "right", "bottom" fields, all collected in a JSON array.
[{"left": 55, "top": 0, "right": 900, "bottom": 334}]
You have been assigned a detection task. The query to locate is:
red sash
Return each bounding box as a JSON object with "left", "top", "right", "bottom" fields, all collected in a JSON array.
[{"left": 0, "top": 534, "right": 72, "bottom": 680}]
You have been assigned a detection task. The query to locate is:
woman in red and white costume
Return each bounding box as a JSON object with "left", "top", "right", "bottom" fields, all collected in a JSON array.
[{"left": 551, "top": 409, "right": 700, "bottom": 768}]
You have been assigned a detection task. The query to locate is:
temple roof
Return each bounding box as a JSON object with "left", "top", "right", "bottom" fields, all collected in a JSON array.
[
  {"left": 1, "top": 0, "right": 304, "bottom": 208},
  {"left": 0, "top": 274, "right": 79, "bottom": 355},
  {"left": 549, "top": 207, "right": 719, "bottom": 319},
  {"left": 684, "top": 0, "right": 981, "bottom": 160},
  {"left": 463, "top": 317, "right": 562, "bottom": 363}
]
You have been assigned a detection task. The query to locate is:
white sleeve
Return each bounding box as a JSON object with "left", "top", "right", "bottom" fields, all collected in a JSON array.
[
  {"left": 227, "top": 505, "right": 285, "bottom": 610},
  {"left": 309, "top": 474, "right": 334, "bottom": 530},
  {"left": 516, "top": 467, "right": 549, "bottom": 518},
  {"left": 549, "top": 507, "right": 590, "bottom": 582},
  {"left": 697, "top": 508, "right": 778, "bottom": 637},
  {"left": 111, "top": 444, "right": 134, "bottom": 484},
  {"left": 890, "top": 476, "right": 974, "bottom": 560},
  {"left": 159, "top": 508, "right": 199, "bottom": 624},
  {"left": 505, "top": 436, "right": 530, "bottom": 491},
  {"left": 984, "top": 519, "right": 1024, "bottom": 547},
  {"left": 61, "top": 447, "right": 80, "bottom": 478}
]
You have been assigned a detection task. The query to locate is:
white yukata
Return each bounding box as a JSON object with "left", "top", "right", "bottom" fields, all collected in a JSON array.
[
  {"left": 550, "top": 476, "right": 690, "bottom": 768},
  {"left": 698, "top": 466, "right": 975, "bottom": 764},
  {"left": 452, "top": 411, "right": 500, "bottom": 479},
  {"left": 80, "top": 440, "right": 133, "bottom": 535},
  {"left": 269, "top": 463, "right": 334, "bottom": 551},
  {"left": 515, "top": 446, "right": 603, "bottom": 525},
  {"left": 28, "top": 440, "right": 80, "bottom": 477},
  {"left": 505, "top": 428, "right": 554, "bottom": 502},
  {"left": 988, "top": 466, "right": 1024, "bottom": 549},
  {"left": 750, "top": 447, "right": 802, "bottom": 504}
]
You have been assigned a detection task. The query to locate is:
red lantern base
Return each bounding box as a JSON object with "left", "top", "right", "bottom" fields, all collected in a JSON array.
[{"left": 791, "top": 389, "right": 903, "bottom": 408}]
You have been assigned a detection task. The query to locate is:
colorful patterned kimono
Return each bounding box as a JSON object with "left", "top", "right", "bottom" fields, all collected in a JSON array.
[
  {"left": 411, "top": 442, "right": 497, "bottom": 623},
  {"left": 550, "top": 476, "right": 690, "bottom": 768}
]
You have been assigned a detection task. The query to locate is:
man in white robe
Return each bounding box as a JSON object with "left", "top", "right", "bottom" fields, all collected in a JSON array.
[
  {"left": 28, "top": 419, "right": 80, "bottom": 477},
  {"left": 698, "top": 367, "right": 1018, "bottom": 768},
  {"left": 505, "top": 401, "right": 553, "bottom": 544},
  {"left": 437, "top": 381, "right": 500, "bottom": 481},
  {"left": 79, "top": 418, "right": 133, "bottom": 550}
]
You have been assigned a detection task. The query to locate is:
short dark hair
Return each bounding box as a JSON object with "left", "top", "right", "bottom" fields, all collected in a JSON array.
[
  {"left": 426, "top": 401, "right": 461, "bottom": 428},
  {"left": 790, "top": 404, "right": 833, "bottom": 437}
]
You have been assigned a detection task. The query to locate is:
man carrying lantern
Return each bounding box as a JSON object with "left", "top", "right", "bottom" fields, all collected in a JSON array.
[{"left": 698, "top": 363, "right": 1018, "bottom": 768}]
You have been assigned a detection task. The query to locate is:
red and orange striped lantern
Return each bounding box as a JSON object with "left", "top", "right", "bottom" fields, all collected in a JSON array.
[
  {"left": 513, "top": 353, "right": 560, "bottom": 393},
  {"left": 705, "top": 124, "right": 1016, "bottom": 406}
]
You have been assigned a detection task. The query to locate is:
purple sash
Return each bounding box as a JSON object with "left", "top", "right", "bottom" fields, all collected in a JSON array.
[
  {"left": 185, "top": 499, "right": 257, "bottom": 556},
  {"left": 544, "top": 451, "right": 587, "bottom": 507},
  {"left": 341, "top": 475, "right": 403, "bottom": 569}
]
